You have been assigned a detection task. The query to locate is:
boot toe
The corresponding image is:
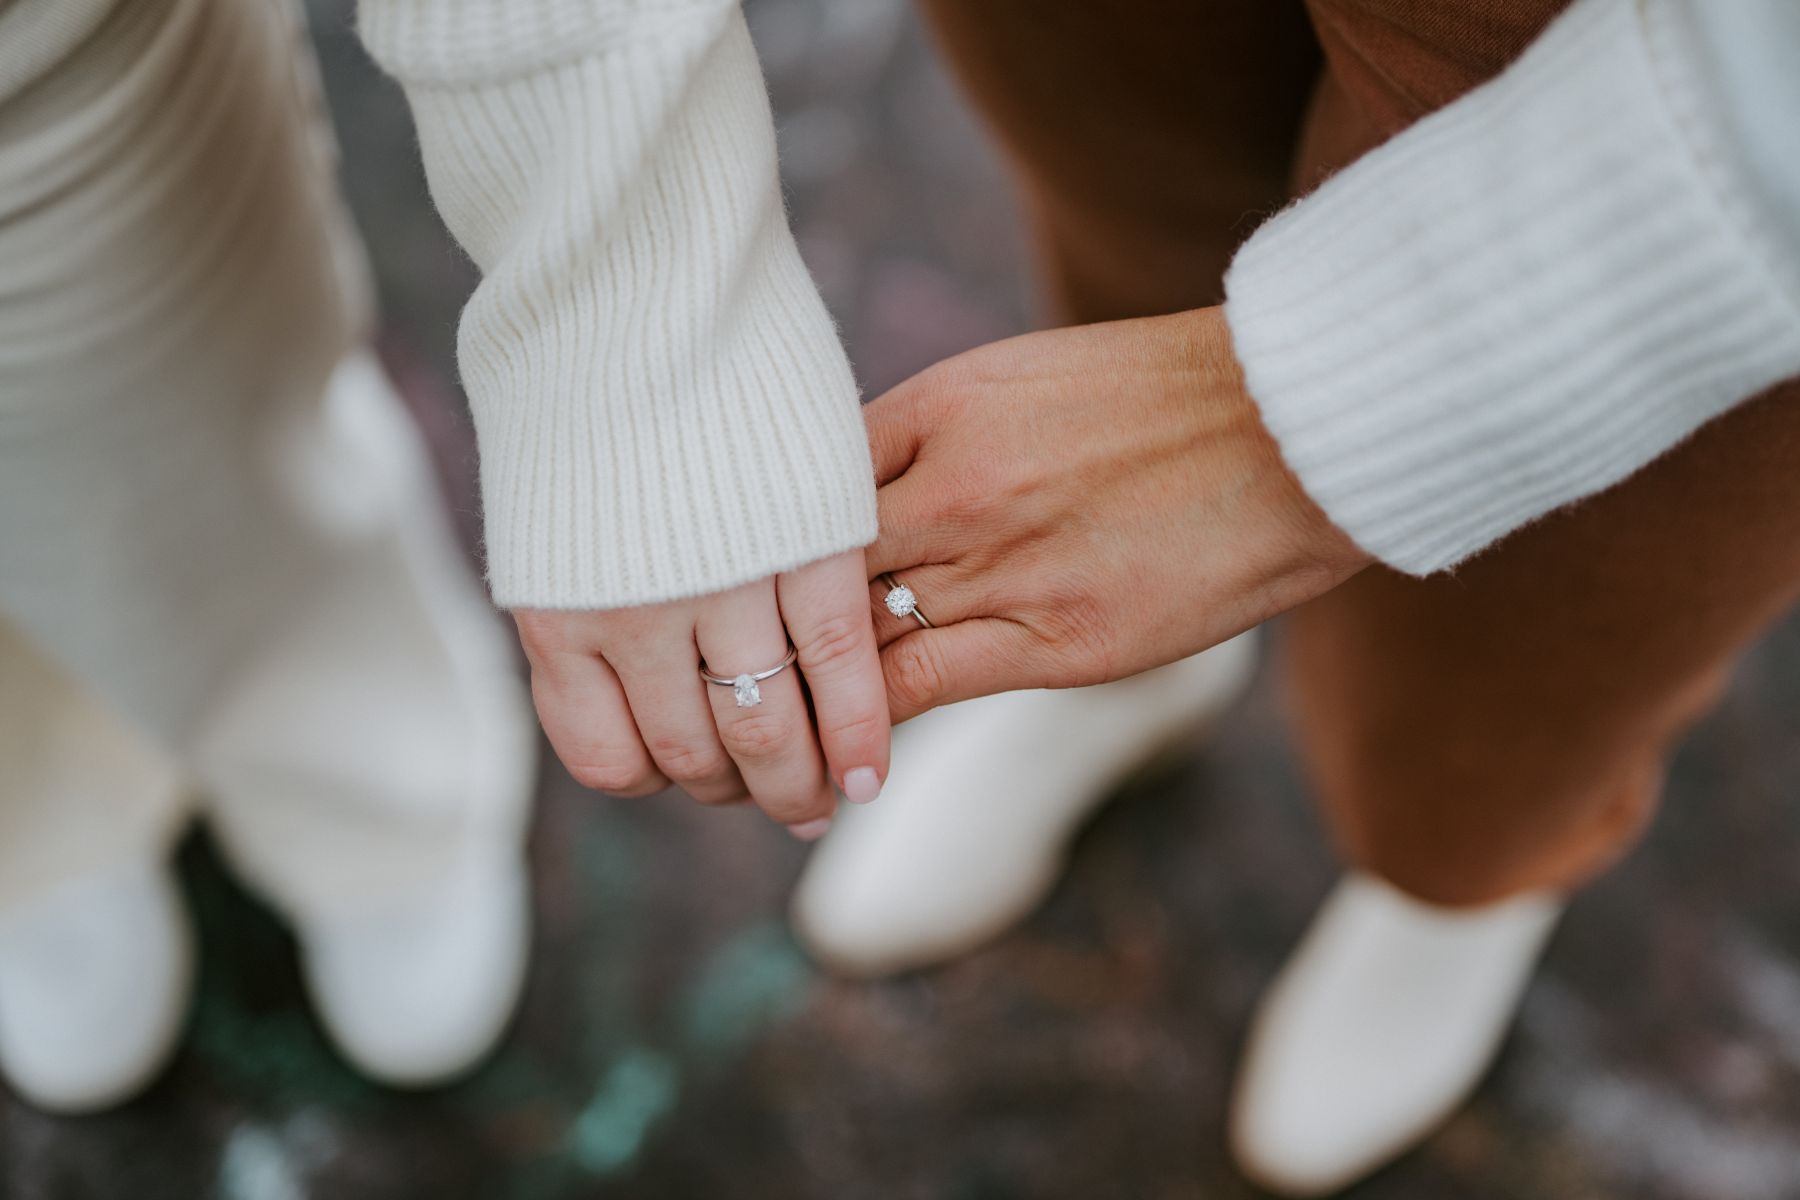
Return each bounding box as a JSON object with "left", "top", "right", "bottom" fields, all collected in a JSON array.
[
  {"left": 791, "top": 812, "right": 1059, "bottom": 978},
  {"left": 1228, "top": 875, "right": 1562, "bottom": 1194},
  {"left": 298, "top": 853, "right": 530, "bottom": 1087},
  {"left": 0, "top": 861, "right": 194, "bottom": 1113},
  {"left": 792, "top": 637, "right": 1260, "bottom": 978}
]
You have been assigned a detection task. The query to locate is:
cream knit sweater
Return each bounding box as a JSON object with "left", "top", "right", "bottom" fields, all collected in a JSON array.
[
  {"left": 359, "top": 0, "right": 876, "bottom": 610},
  {"left": 1225, "top": 0, "right": 1800, "bottom": 573},
  {"left": 359, "top": 0, "right": 1800, "bottom": 607}
]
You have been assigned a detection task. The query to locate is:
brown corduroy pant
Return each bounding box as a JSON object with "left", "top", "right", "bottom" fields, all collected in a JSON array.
[{"left": 915, "top": 0, "right": 1800, "bottom": 906}]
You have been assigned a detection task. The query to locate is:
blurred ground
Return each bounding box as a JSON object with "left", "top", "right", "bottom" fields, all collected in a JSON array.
[{"left": 3, "top": 2, "right": 1798, "bottom": 1197}]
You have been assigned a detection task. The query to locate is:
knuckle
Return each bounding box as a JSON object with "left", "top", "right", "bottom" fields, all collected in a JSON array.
[
  {"left": 565, "top": 755, "right": 657, "bottom": 796},
  {"left": 651, "top": 739, "right": 734, "bottom": 786},
  {"left": 759, "top": 786, "right": 831, "bottom": 825},
  {"left": 718, "top": 709, "right": 797, "bottom": 764},
  {"left": 512, "top": 610, "right": 568, "bottom": 658},
  {"left": 887, "top": 638, "right": 946, "bottom": 710},
  {"left": 797, "top": 612, "right": 870, "bottom": 672},
  {"left": 938, "top": 465, "right": 993, "bottom": 521},
  {"left": 1035, "top": 589, "right": 1115, "bottom": 682},
  {"left": 818, "top": 707, "right": 886, "bottom": 755}
]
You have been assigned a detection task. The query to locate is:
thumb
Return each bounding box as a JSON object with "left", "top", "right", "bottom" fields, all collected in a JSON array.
[{"left": 878, "top": 618, "right": 1039, "bottom": 723}]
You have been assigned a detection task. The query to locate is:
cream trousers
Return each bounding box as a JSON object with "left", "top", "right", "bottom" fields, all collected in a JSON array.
[{"left": 0, "top": 0, "right": 527, "bottom": 916}]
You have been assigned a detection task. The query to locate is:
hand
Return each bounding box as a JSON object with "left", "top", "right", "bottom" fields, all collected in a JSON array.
[
  {"left": 516, "top": 550, "right": 889, "bottom": 837},
  {"left": 864, "top": 307, "right": 1370, "bottom": 721}
]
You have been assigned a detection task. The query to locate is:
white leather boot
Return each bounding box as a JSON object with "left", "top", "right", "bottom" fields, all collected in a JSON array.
[
  {"left": 1230, "top": 873, "right": 1563, "bottom": 1195},
  {"left": 299, "top": 845, "right": 531, "bottom": 1086},
  {"left": 0, "top": 859, "right": 194, "bottom": 1113},
  {"left": 0, "top": 617, "right": 192, "bottom": 1113},
  {"left": 196, "top": 351, "right": 538, "bottom": 1086},
  {"left": 791, "top": 632, "right": 1258, "bottom": 977}
]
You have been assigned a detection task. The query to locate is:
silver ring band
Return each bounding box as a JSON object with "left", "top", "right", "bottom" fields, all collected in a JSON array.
[
  {"left": 880, "top": 573, "right": 932, "bottom": 628},
  {"left": 699, "top": 643, "right": 798, "bottom": 708}
]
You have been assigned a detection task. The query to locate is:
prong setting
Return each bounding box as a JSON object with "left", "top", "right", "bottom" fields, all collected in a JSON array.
[{"left": 884, "top": 584, "right": 917, "bottom": 619}]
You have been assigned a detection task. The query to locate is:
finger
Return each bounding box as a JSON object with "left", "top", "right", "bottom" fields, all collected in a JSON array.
[
  {"left": 868, "top": 564, "right": 987, "bottom": 650},
  {"left": 605, "top": 620, "right": 750, "bottom": 807},
  {"left": 527, "top": 648, "right": 670, "bottom": 797},
  {"left": 864, "top": 383, "right": 926, "bottom": 487},
  {"left": 696, "top": 586, "right": 836, "bottom": 835},
  {"left": 880, "top": 618, "right": 1042, "bottom": 724},
  {"left": 778, "top": 551, "right": 889, "bottom": 805},
  {"left": 867, "top": 469, "right": 949, "bottom": 577}
]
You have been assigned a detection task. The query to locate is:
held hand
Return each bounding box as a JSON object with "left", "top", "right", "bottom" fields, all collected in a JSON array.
[
  {"left": 516, "top": 550, "right": 889, "bottom": 837},
  {"left": 865, "top": 307, "right": 1371, "bottom": 721}
]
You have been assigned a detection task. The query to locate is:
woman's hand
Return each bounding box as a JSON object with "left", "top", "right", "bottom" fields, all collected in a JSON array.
[
  {"left": 864, "top": 307, "right": 1371, "bottom": 721},
  {"left": 515, "top": 549, "right": 888, "bottom": 838}
]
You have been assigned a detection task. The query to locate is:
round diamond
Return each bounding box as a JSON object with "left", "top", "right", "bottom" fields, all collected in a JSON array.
[{"left": 884, "top": 584, "right": 917, "bottom": 619}]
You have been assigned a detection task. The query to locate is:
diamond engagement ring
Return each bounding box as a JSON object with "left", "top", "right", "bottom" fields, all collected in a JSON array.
[
  {"left": 699, "top": 643, "right": 799, "bottom": 708},
  {"left": 880, "top": 574, "right": 932, "bottom": 628}
]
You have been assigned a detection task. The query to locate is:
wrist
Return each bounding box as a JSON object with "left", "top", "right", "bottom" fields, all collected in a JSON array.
[{"left": 1194, "top": 308, "right": 1372, "bottom": 585}]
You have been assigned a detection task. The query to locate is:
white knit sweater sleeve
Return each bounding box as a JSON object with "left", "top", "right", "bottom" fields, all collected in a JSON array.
[
  {"left": 358, "top": 0, "right": 876, "bottom": 609},
  {"left": 1223, "top": 0, "right": 1800, "bottom": 576}
]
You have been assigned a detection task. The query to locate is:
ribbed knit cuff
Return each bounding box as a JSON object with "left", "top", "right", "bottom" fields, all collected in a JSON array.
[
  {"left": 362, "top": 4, "right": 877, "bottom": 608},
  {"left": 1224, "top": 0, "right": 1800, "bottom": 575}
]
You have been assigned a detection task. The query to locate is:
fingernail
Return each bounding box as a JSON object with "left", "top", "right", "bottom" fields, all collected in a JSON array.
[
  {"left": 788, "top": 817, "right": 832, "bottom": 842},
  {"left": 843, "top": 766, "right": 882, "bottom": 805}
]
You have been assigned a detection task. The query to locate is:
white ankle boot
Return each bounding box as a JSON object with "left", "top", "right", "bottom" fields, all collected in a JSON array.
[
  {"left": 0, "top": 859, "right": 194, "bottom": 1113},
  {"left": 198, "top": 350, "right": 538, "bottom": 1087},
  {"left": 300, "top": 847, "right": 530, "bottom": 1086},
  {"left": 1230, "top": 873, "right": 1563, "bottom": 1195},
  {"left": 791, "top": 633, "right": 1258, "bottom": 976},
  {"left": 0, "top": 617, "right": 193, "bottom": 1112}
]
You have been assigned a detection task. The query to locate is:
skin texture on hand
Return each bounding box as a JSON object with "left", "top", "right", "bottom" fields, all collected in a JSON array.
[
  {"left": 515, "top": 549, "right": 889, "bottom": 837},
  {"left": 864, "top": 306, "right": 1371, "bottom": 722}
]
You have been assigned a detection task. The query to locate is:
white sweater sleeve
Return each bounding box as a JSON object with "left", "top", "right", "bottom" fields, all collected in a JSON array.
[
  {"left": 357, "top": 0, "right": 876, "bottom": 609},
  {"left": 1223, "top": 0, "right": 1800, "bottom": 576}
]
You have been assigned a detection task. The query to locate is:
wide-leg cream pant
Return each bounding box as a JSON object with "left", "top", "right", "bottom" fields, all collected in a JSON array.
[{"left": 0, "top": 0, "right": 528, "bottom": 917}]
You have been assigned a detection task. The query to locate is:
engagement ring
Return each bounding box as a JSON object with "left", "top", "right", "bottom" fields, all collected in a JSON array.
[
  {"left": 700, "top": 643, "right": 799, "bottom": 707},
  {"left": 880, "top": 574, "right": 932, "bottom": 628}
]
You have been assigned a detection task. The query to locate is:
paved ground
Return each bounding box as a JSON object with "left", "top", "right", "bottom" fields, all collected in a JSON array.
[{"left": 3, "top": 2, "right": 1797, "bottom": 1197}]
